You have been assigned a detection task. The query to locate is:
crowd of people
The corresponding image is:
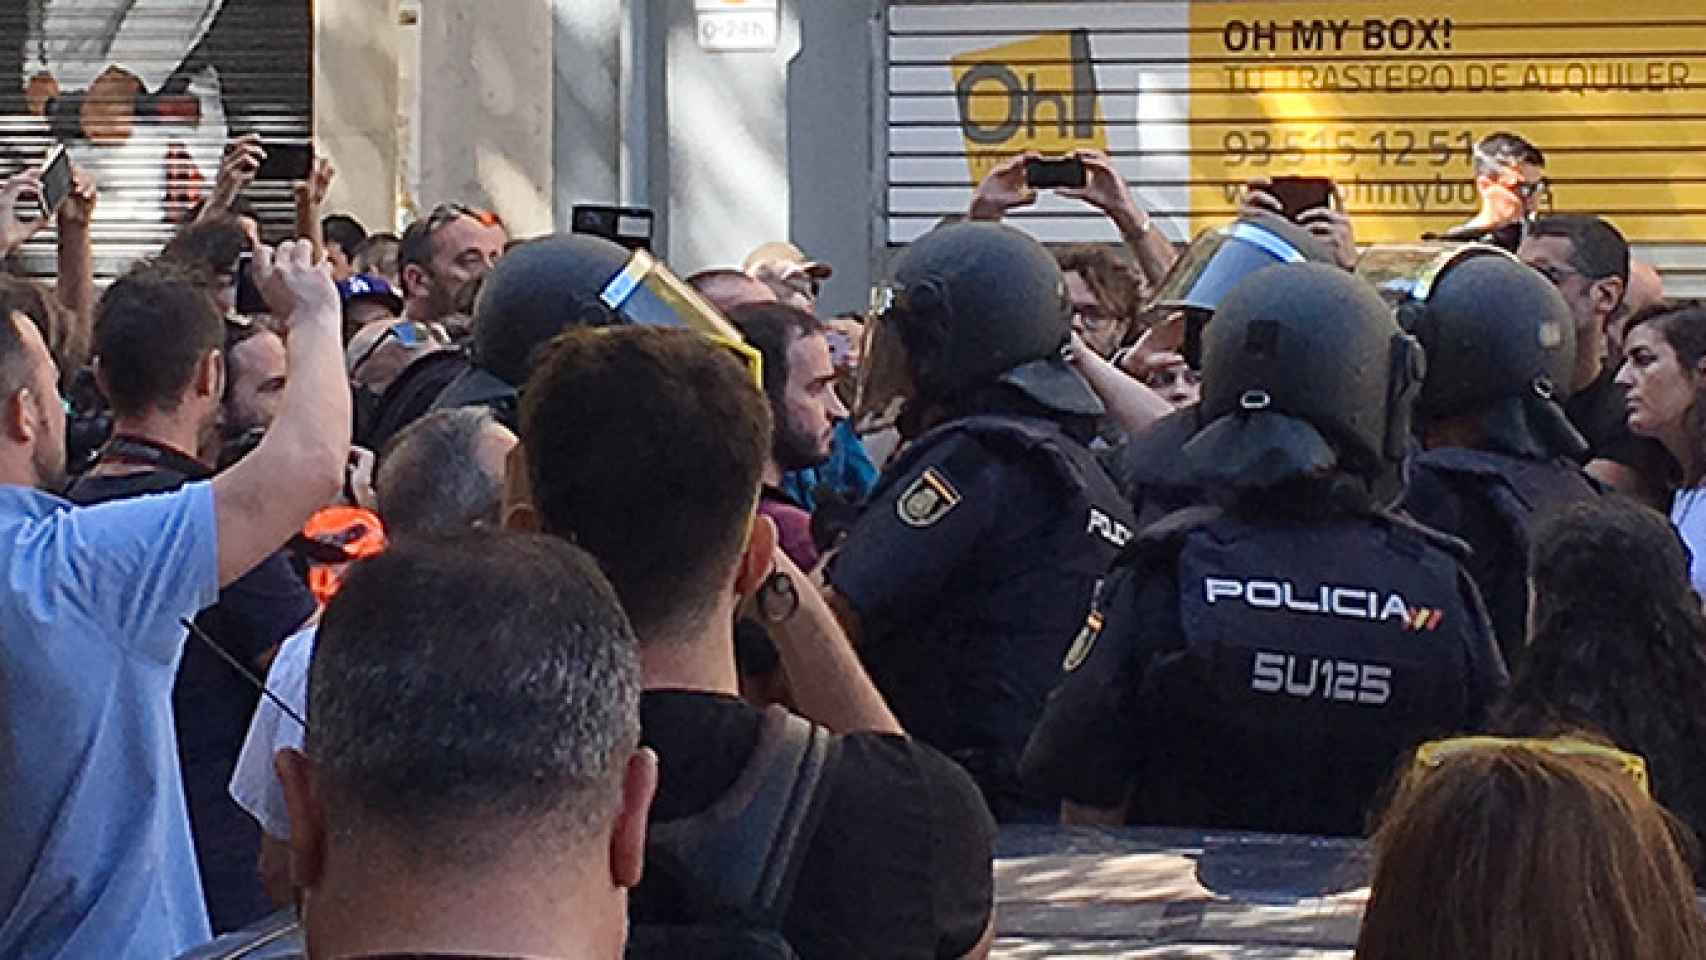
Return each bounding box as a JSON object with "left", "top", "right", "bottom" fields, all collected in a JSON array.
[{"left": 4, "top": 123, "right": 1706, "bottom": 960}]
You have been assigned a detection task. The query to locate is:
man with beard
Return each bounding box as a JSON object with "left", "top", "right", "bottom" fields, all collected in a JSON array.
[
  {"left": 398, "top": 203, "right": 506, "bottom": 329},
  {"left": 65, "top": 259, "right": 317, "bottom": 934},
  {"left": 728, "top": 303, "right": 848, "bottom": 569}
]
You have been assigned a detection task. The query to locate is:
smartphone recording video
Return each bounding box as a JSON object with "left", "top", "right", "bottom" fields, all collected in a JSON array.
[
  {"left": 38, "top": 144, "right": 73, "bottom": 218},
  {"left": 1025, "top": 156, "right": 1088, "bottom": 190},
  {"left": 254, "top": 142, "right": 314, "bottom": 183},
  {"left": 572, "top": 204, "right": 655, "bottom": 252},
  {"left": 1263, "top": 176, "right": 1337, "bottom": 222}
]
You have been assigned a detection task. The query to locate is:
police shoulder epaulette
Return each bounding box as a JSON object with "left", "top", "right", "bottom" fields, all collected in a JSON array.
[{"left": 1119, "top": 504, "right": 1222, "bottom": 566}]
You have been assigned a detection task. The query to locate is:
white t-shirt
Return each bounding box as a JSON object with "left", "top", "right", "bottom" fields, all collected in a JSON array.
[
  {"left": 229, "top": 625, "right": 315, "bottom": 840},
  {"left": 1671, "top": 489, "right": 1706, "bottom": 598}
]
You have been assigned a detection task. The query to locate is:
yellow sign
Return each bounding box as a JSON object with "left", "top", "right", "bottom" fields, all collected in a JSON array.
[
  {"left": 950, "top": 31, "right": 1110, "bottom": 184},
  {"left": 1185, "top": 1, "right": 1706, "bottom": 241}
]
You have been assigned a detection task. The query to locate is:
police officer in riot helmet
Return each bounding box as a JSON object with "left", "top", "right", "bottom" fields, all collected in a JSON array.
[
  {"left": 429, "top": 233, "right": 635, "bottom": 429},
  {"left": 825, "top": 220, "right": 1136, "bottom": 822},
  {"left": 1022, "top": 262, "right": 1505, "bottom": 836},
  {"left": 1111, "top": 211, "right": 1336, "bottom": 525},
  {"left": 1399, "top": 248, "right": 1602, "bottom": 666}
]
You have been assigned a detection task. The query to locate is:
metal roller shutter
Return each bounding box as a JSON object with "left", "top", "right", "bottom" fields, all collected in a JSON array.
[
  {"left": 2, "top": 0, "right": 314, "bottom": 280},
  {"left": 885, "top": 0, "right": 1706, "bottom": 296}
]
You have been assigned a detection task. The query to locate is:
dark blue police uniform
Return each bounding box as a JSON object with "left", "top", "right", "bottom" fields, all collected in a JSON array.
[
  {"left": 1021, "top": 505, "right": 1507, "bottom": 836},
  {"left": 828, "top": 412, "right": 1135, "bottom": 822},
  {"left": 1403, "top": 448, "right": 1602, "bottom": 664}
]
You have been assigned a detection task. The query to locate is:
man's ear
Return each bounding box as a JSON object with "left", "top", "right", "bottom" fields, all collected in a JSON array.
[
  {"left": 500, "top": 444, "right": 541, "bottom": 532},
  {"left": 735, "top": 513, "right": 779, "bottom": 597},
  {"left": 502, "top": 499, "right": 540, "bottom": 533},
  {"left": 1592, "top": 276, "right": 1626, "bottom": 322},
  {"left": 197, "top": 348, "right": 225, "bottom": 401},
  {"left": 610, "top": 747, "right": 659, "bottom": 890},
  {"left": 275, "top": 748, "right": 328, "bottom": 893},
  {"left": 3, "top": 388, "right": 34, "bottom": 444},
  {"left": 401, "top": 263, "right": 430, "bottom": 300}
]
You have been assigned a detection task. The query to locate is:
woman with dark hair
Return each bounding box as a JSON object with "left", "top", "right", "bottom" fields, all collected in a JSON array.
[
  {"left": 1357, "top": 738, "right": 1706, "bottom": 960},
  {"left": 1617, "top": 300, "right": 1706, "bottom": 591},
  {"left": 1497, "top": 496, "right": 1706, "bottom": 866}
]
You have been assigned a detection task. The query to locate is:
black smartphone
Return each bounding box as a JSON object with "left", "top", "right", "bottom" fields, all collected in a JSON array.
[
  {"left": 1025, "top": 156, "right": 1087, "bottom": 190},
  {"left": 1181, "top": 309, "right": 1211, "bottom": 372},
  {"left": 572, "top": 204, "right": 654, "bottom": 252},
  {"left": 234, "top": 252, "right": 269, "bottom": 315},
  {"left": 254, "top": 142, "right": 314, "bottom": 182},
  {"left": 1263, "top": 176, "right": 1336, "bottom": 221},
  {"left": 38, "top": 144, "right": 73, "bottom": 218}
]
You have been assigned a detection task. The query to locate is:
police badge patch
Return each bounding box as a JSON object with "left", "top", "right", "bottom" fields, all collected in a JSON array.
[{"left": 896, "top": 467, "right": 961, "bottom": 528}]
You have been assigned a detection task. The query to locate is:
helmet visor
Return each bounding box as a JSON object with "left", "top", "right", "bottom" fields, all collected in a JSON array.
[
  {"left": 1151, "top": 221, "right": 1309, "bottom": 314},
  {"left": 1354, "top": 242, "right": 1517, "bottom": 311},
  {"left": 852, "top": 284, "right": 916, "bottom": 434},
  {"left": 599, "top": 249, "right": 763, "bottom": 388}
]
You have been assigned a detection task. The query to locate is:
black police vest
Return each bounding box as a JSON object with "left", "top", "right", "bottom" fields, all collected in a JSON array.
[
  {"left": 1128, "top": 508, "right": 1495, "bottom": 836},
  {"left": 864, "top": 414, "right": 1135, "bottom": 819},
  {"left": 1108, "top": 404, "right": 1204, "bottom": 528},
  {"left": 1404, "top": 448, "right": 1602, "bottom": 665}
]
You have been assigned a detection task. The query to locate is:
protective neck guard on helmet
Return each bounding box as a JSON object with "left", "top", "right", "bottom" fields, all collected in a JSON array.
[{"left": 1465, "top": 393, "right": 1591, "bottom": 463}]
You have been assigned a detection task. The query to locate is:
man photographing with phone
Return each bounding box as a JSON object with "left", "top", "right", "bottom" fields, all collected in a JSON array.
[
  {"left": 969, "top": 149, "right": 1178, "bottom": 296},
  {"left": 1239, "top": 176, "right": 1359, "bottom": 270}
]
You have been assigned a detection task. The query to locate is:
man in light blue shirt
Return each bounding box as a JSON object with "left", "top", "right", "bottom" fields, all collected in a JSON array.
[{"left": 0, "top": 240, "right": 352, "bottom": 958}]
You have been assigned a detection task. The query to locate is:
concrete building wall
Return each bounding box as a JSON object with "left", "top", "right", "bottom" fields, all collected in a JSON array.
[
  {"left": 417, "top": 0, "right": 556, "bottom": 238},
  {"left": 403, "top": 0, "right": 887, "bottom": 311},
  {"left": 315, "top": 0, "right": 401, "bottom": 233}
]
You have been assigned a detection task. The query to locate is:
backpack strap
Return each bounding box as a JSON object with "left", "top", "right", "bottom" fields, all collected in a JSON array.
[{"left": 644, "top": 706, "right": 839, "bottom": 926}]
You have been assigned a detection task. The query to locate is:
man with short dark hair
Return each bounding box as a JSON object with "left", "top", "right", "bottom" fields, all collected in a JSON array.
[
  {"left": 509, "top": 327, "right": 997, "bottom": 959},
  {"left": 66, "top": 261, "right": 319, "bottom": 934},
  {"left": 276, "top": 532, "right": 657, "bottom": 960},
  {"left": 1518, "top": 215, "right": 1666, "bottom": 498},
  {"left": 0, "top": 240, "right": 350, "bottom": 957},
  {"left": 163, "top": 213, "right": 252, "bottom": 315},
  {"left": 398, "top": 203, "right": 506, "bottom": 328},
  {"left": 1434, "top": 131, "right": 1548, "bottom": 250},
  {"left": 320, "top": 213, "right": 367, "bottom": 282},
  {"left": 728, "top": 302, "right": 847, "bottom": 569},
  {"left": 222, "top": 319, "right": 288, "bottom": 442}
]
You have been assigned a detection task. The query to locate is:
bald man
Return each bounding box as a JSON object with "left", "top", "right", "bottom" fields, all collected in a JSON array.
[{"left": 1609, "top": 260, "right": 1665, "bottom": 362}]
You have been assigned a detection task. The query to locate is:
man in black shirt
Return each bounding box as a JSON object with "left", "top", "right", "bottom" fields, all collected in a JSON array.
[
  {"left": 507, "top": 314, "right": 996, "bottom": 957},
  {"left": 66, "top": 260, "right": 316, "bottom": 933},
  {"left": 1518, "top": 215, "right": 1672, "bottom": 502}
]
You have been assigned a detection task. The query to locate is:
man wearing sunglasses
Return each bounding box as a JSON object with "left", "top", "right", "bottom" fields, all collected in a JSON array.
[
  {"left": 397, "top": 202, "right": 506, "bottom": 329},
  {"left": 1432, "top": 131, "right": 1548, "bottom": 252}
]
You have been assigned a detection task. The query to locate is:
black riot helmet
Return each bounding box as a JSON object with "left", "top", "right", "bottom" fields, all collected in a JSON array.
[
  {"left": 471, "top": 233, "right": 750, "bottom": 389},
  {"left": 1184, "top": 262, "right": 1426, "bottom": 506},
  {"left": 856, "top": 221, "right": 1102, "bottom": 436},
  {"left": 1397, "top": 248, "right": 1586, "bottom": 461}
]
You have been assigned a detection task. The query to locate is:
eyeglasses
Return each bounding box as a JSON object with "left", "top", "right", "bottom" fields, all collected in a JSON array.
[
  {"left": 1072, "top": 305, "right": 1116, "bottom": 334},
  {"left": 1411, "top": 736, "right": 1650, "bottom": 796}
]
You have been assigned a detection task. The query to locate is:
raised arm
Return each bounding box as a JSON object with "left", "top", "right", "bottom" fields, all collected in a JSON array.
[
  {"left": 54, "top": 165, "right": 97, "bottom": 333},
  {"left": 210, "top": 241, "right": 350, "bottom": 586}
]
